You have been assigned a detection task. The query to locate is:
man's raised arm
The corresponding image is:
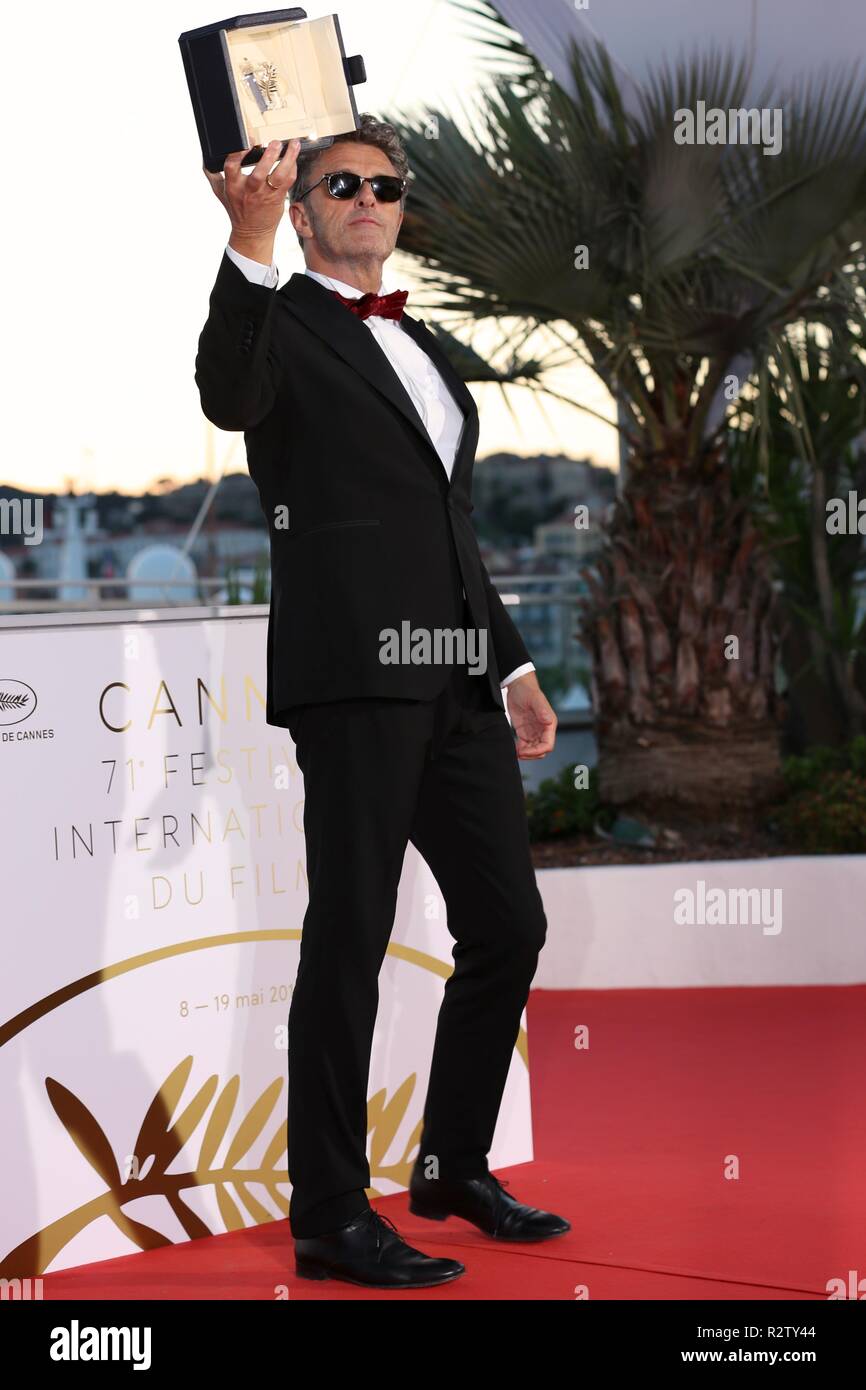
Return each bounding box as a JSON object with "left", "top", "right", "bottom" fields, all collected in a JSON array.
[{"left": 194, "top": 138, "right": 299, "bottom": 432}]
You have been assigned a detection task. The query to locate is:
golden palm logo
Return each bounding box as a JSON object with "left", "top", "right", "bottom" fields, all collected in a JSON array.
[
  {"left": 1, "top": 935, "right": 528, "bottom": 1278},
  {"left": 0, "top": 1056, "right": 431, "bottom": 1279}
]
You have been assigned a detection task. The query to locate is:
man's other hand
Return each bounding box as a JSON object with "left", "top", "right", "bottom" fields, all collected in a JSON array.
[{"left": 504, "top": 672, "right": 557, "bottom": 758}]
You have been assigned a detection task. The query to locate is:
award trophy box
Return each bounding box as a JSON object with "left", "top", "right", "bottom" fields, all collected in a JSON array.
[{"left": 179, "top": 10, "right": 367, "bottom": 173}]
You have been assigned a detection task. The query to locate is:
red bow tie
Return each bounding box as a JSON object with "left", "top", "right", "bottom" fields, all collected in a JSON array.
[{"left": 330, "top": 288, "right": 408, "bottom": 321}]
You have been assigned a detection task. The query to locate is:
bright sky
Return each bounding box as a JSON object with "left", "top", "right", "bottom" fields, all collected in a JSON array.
[{"left": 1, "top": 0, "right": 617, "bottom": 497}]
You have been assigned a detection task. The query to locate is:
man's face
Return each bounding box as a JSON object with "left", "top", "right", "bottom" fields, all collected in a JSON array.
[{"left": 290, "top": 141, "right": 404, "bottom": 263}]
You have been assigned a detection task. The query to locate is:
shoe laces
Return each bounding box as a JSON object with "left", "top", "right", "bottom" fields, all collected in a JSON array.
[
  {"left": 486, "top": 1174, "right": 511, "bottom": 1235},
  {"left": 366, "top": 1208, "right": 401, "bottom": 1258}
]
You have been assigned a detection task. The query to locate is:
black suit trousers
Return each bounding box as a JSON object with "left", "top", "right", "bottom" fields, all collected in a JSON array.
[{"left": 285, "top": 644, "right": 548, "bottom": 1238}]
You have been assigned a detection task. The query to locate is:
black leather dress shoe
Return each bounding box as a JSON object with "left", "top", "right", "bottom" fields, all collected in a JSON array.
[
  {"left": 294, "top": 1208, "right": 465, "bottom": 1288},
  {"left": 408, "top": 1170, "right": 570, "bottom": 1241}
]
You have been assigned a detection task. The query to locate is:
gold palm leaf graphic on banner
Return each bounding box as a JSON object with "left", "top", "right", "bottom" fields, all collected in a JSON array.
[{"left": 0, "top": 1056, "right": 424, "bottom": 1279}]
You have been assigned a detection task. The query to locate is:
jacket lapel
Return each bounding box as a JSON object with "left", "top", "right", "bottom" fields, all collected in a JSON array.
[
  {"left": 280, "top": 273, "right": 477, "bottom": 490},
  {"left": 397, "top": 311, "right": 477, "bottom": 418}
]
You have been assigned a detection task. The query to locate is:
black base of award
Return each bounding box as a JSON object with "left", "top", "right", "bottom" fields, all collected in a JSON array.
[{"left": 179, "top": 9, "right": 367, "bottom": 173}]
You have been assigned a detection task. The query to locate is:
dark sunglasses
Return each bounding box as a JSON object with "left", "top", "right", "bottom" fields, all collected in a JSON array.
[{"left": 296, "top": 170, "right": 407, "bottom": 203}]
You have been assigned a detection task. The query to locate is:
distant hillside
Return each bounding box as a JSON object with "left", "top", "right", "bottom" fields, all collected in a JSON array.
[
  {"left": 1, "top": 453, "right": 616, "bottom": 548},
  {"left": 472, "top": 452, "right": 616, "bottom": 545}
]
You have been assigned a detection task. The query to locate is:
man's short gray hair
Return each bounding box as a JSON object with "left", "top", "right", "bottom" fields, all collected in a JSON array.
[{"left": 289, "top": 112, "right": 410, "bottom": 249}]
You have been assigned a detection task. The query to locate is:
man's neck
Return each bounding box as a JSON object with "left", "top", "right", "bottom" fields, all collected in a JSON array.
[{"left": 304, "top": 250, "right": 384, "bottom": 296}]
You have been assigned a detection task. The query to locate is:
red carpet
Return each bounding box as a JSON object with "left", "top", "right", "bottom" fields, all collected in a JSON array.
[{"left": 40, "top": 986, "right": 865, "bottom": 1300}]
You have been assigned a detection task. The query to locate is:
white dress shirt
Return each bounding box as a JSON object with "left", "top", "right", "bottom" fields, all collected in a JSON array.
[{"left": 224, "top": 243, "right": 535, "bottom": 688}]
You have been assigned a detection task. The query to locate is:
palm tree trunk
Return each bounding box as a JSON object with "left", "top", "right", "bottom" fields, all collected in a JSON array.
[{"left": 579, "top": 449, "right": 785, "bottom": 818}]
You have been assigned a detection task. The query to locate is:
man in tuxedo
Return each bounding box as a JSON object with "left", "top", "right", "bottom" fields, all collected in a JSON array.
[{"left": 196, "top": 113, "right": 569, "bottom": 1289}]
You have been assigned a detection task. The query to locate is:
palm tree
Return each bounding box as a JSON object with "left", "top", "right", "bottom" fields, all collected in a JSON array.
[
  {"left": 728, "top": 322, "right": 866, "bottom": 750},
  {"left": 391, "top": 1, "right": 866, "bottom": 818}
]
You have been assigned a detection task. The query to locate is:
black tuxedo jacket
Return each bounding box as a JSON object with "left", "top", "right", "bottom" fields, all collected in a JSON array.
[{"left": 194, "top": 250, "right": 532, "bottom": 726}]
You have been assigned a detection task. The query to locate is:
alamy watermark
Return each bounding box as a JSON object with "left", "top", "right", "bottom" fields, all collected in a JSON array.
[
  {"left": 674, "top": 879, "right": 782, "bottom": 935},
  {"left": 379, "top": 623, "right": 487, "bottom": 675},
  {"left": 826, "top": 491, "right": 866, "bottom": 534},
  {"left": 0, "top": 496, "right": 43, "bottom": 545},
  {"left": 674, "top": 101, "right": 783, "bottom": 156},
  {"left": 49, "top": 1321, "right": 151, "bottom": 1369}
]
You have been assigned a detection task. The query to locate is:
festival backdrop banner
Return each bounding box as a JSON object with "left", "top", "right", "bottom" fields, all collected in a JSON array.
[{"left": 0, "top": 610, "right": 532, "bottom": 1277}]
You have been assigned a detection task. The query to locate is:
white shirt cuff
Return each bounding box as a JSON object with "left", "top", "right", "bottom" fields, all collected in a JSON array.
[
  {"left": 225, "top": 243, "right": 279, "bottom": 288},
  {"left": 501, "top": 662, "right": 535, "bottom": 688}
]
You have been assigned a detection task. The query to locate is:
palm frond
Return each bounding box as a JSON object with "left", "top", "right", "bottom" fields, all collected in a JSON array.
[
  {"left": 423, "top": 319, "right": 548, "bottom": 385},
  {"left": 390, "top": 2, "right": 866, "bottom": 461}
]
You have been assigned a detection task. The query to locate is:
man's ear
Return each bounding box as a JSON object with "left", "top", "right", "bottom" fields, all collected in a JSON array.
[{"left": 289, "top": 201, "right": 312, "bottom": 241}]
